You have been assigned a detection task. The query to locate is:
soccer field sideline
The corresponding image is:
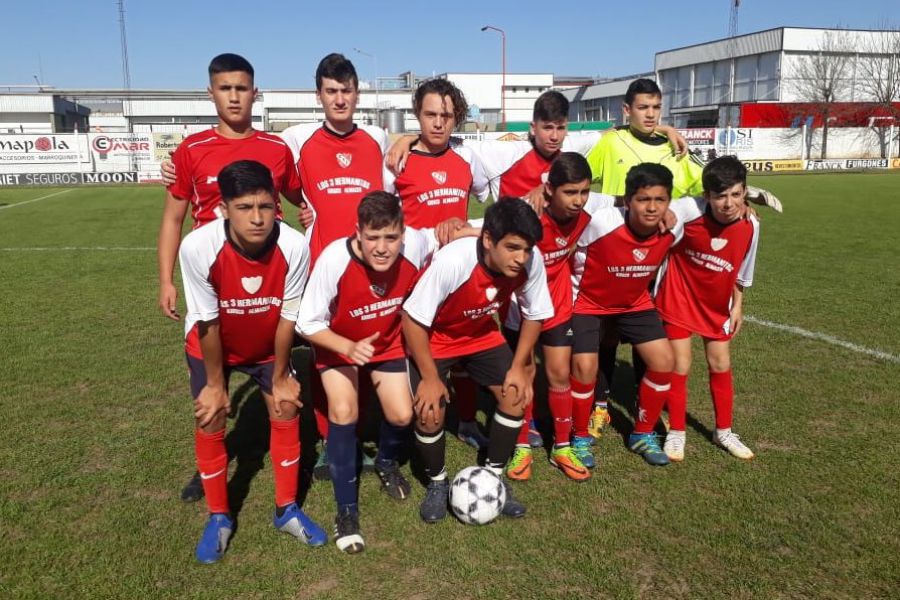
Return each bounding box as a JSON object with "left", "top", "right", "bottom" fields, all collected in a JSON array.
[{"left": 1, "top": 176, "right": 898, "bottom": 598}]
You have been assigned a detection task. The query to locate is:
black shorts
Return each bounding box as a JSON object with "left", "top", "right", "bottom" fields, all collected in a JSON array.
[
  {"left": 319, "top": 357, "right": 407, "bottom": 374},
  {"left": 186, "top": 353, "right": 279, "bottom": 399},
  {"left": 502, "top": 320, "right": 573, "bottom": 349},
  {"left": 407, "top": 343, "right": 513, "bottom": 394},
  {"left": 571, "top": 309, "right": 667, "bottom": 354}
]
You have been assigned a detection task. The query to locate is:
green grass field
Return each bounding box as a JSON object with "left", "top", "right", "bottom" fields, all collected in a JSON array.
[{"left": 1, "top": 173, "right": 898, "bottom": 599}]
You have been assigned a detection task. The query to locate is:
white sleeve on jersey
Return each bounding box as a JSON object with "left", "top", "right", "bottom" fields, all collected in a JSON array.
[
  {"left": 736, "top": 215, "right": 760, "bottom": 288},
  {"left": 296, "top": 239, "right": 350, "bottom": 337},
  {"left": 403, "top": 226, "right": 439, "bottom": 266},
  {"left": 460, "top": 138, "right": 532, "bottom": 199},
  {"left": 670, "top": 196, "right": 706, "bottom": 225},
  {"left": 276, "top": 223, "right": 311, "bottom": 321},
  {"left": 179, "top": 224, "right": 224, "bottom": 336},
  {"left": 402, "top": 237, "right": 474, "bottom": 327},
  {"left": 584, "top": 191, "right": 616, "bottom": 214},
  {"left": 577, "top": 206, "right": 626, "bottom": 248},
  {"left": 452, "top": 146, "right": 490, "bottom": 202},
  {"left": 278, "top": 123, "right": 320, "bottom": 163},
  {"left": 515, "top": 249, "right": 554, "bottom": 322},
  {"left": 562, "top": 131, "right": 602, "bottom": 157},
  {"left": 382, "top": 163, "right": 397, "bottom": 193}
]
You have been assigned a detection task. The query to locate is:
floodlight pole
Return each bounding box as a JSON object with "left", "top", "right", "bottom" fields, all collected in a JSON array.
[
  {"left": 353, "top": 48, "right": 379, "bottom": 126},
  {"left": 481, "top": 25, "right": 506, "bottom": 129}
]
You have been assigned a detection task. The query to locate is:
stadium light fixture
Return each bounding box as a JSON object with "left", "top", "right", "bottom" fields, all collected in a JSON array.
[{"left": 481, "top": 25, "right": 506, "bottom": 129}]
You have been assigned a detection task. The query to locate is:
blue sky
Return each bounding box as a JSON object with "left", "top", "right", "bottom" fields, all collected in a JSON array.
[{"left": 0, "top": 0, "right": 896, "bottom": 89}]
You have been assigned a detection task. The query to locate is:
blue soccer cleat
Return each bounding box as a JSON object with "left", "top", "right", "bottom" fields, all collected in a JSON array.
[
  {"left": 273, "top": 502, "right": 328, "bottom": 547},
  {"left": 571, "top": 435, "right": 596, "bottom": 469},
  {"left": 195, "top": 513, "right": 234, "bottom": 564},
  {"left": 628, "top": 432, "right": 670, "bottom": 466}
]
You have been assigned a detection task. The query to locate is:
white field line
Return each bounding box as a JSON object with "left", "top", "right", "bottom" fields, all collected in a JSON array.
[
  {"left": 0, "top": 188, "right": 75, "bottom": 210},
  {"left": 0, "top": 246, "right": 154, "bottom": 251},
  {"left": 745, "top": 315, "right": 900, "bottom": 364}
]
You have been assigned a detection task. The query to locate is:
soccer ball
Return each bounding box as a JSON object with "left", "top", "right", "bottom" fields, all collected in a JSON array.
[{"left": 449, "top": 466, "right": 506, "bottom": 525}]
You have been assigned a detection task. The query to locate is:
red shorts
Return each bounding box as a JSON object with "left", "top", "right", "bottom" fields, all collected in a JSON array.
[{"left": 664, "top": 322, "right": 732, "bottom": 342}]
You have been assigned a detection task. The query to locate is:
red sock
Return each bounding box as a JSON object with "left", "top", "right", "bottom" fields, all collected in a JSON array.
[
  {"left": 668, "top": 373, "right": 688, "bottom": 431},
  {"left": 516, "top": 402, "right": 534, "bottom": 446},
  {"left": 709, "top": 370, "right": 734, "bottom": 430},
  {"left": 270, "top": 416, "right": 300, "bottom": 507},
  {"left": 548, "top": 386, "right": 572, "bottom": 445},
  {"left": 633, "top": 370, "right": 672, "bottom": 434},
  {"left": 195, "top": 428, "right": 229, "bottom": 514},
  {"left": 570, "top": 377, "right": 594, "bottom": 438},
  {"left": 311, "top": 370, "right": 329, "bottom": 440},
  {"left": 453, "top": 373, "right": 478, "bottom": 422}
]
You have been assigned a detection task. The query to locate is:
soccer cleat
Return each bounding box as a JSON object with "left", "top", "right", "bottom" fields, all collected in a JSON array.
[
  {"left": 333, "top": 508, "right": 365, "bottom": 554},
  {"left": 273, "top": 503, "right": 328, "bottom": 547},
  {"left": 500, "top": 479, "right": 526, "bottom": 518},
  {"left": 505, "top": 446, "right": 533, "bottom": 481},
  {"left": 571, "top": 435, "right": 596, "bottom": 469},
  {"left": 587, "top": 406, "right": 611, "bottom": 439},
  {"left": 419, "top": 479, "right": 450, "bottom": 523},
  {"left": 714, "top": 430, "right": 755, "bottom": 460},
  {"left": 527, "top": 420, "right": 543, "bottom": 448},
  {"left": 549, "top": 446, "right": 591, "bottom": 482},
  {"left": 746, "top": 185, "right": 783, "bottom": 213},
  {"left": 628, "top": 433, "right": 670, "bottom": 466},
  {"left": 457, "top": 420, "right": 489, "bottom": 450},
  {"left": 375, "top": 460, "right": 411, "bottom": 501},
  {"left": 180, "top": 471, "right": 205, "bottom": 503},
  {"left": 195, "top": 513, "right": 233, "bottom": 564},
  {"left": 664, "top": 430, "right": 686, "bottom": 462},
  {"left": 313, "top": 444, "right": 330, "bottom": 481}
]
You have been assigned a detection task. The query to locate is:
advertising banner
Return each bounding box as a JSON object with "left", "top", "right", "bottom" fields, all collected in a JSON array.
[
  {"left": 88, "top": 133, "right": 153, "bottom": 162},
  {"left": 742, "top": 159, "right": 806, "bottom": 173},
  {"left": 892, "top": 158, "right": 900, "bottom": 169},
  {"left": 152, "top": 133, "right": 183, "bottom": 162},
  {"left": 0, "top": 172, "right": 140, "bottom": 186},
  {"left": 0, "top": 134, "right": 87, "bottom": 164},
  {"left": 806, "top": 158, "right": 890, "bottom": 170}
]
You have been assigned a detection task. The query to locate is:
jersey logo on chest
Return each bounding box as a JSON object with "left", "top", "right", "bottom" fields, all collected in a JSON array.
[
  {"left": 370, "top": 283, "right": 386, "bottom": 298},
  {"left": 485, "top": 286, "right": 498, "bottom": 301},
  {"left": 632, "top": 248, "right": 648, "bottom": 262},
  {"left": 555, "top": 236, "right": 568, "bottom": 248},
  {"left": 336, "top": 153, "right": 352, "bottom": 168},
  {"left": 241, "top": 276, "right": 263, "bottom": 294},
  {"left": 710, "top": 237, "right": 728, "bottom": 251},
  {"left": 431, "top": 171, "right": 447, "bottom": 185}
]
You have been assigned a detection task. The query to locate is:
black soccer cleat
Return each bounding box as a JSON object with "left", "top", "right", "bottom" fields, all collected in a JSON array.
[
  {"left": 375, "top": 460, "right": 411, "bottom": 501},
  {"left": 500, "top": 479, "right": 527, "bottom": 518},
  {"left": 180, "top": 471, "right": 205, "bottom": 503},
  {"left": 419, "top": 479, "right": 450, "bottom": 523},
  {"left": 334, "top": 508, "right": 365, "bottom": 554}
]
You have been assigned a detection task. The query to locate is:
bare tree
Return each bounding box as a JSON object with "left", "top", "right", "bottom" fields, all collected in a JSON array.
[
  {"left": 788, "top": 31, "right": 854, "bottom": 158},
  {"left": 854, "top": 26, "right": 900, "bottom": 157}
]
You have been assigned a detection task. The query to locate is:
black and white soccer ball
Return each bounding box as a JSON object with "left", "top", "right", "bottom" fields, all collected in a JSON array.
[{"left": 449, "top": 466, "right": 506, "bottom": 525}]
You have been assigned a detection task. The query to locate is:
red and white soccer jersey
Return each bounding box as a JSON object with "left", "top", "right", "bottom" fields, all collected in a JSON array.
[
  {"left": 383, "top": 145, "right": 489, "bottom": 228},
  {"left": 504, "top": 193, "right": 615, "bottom": 332},
  {"left": 461, "top": 133, "right": 598, "bottom": 200},
  {"left": 573, "top": 207, "right": 684, "bottom": 315},
  {"left": 297, "top": 228, "right": 438, "bottom": 367},
  {"left": 403, "top": 237, "right": 554, "bottom": 359},
  {"left": 168, "top": 129, "right": 299, "bottom": 228},
  {"left": 280, "top": 123, "right": 387, "bottom": 259},
  {"left": 179, "top": 221, "right": 309, "bottom": 366},
  {"left": 654, "top": 198, "right": 760, "bottom": 338}
]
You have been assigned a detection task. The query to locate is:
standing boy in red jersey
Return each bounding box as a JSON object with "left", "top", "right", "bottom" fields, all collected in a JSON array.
[
  {"left": 297, "top": 191, "right": 442, "bottom": 553},
  {"left": 178, "top": 160, "right": 325, "bottom": 563},
  {"left": 402, "top": 200, "right": 554, "bottom": 522},
  {"left": 654, "top": 156, "right": 759, "bottom": 462},
  {"left": 570, "top": 163, "right": 685, "bottom": 466},
  {"left": 384, "top": 78, "right": 491, "bottom": 450}
]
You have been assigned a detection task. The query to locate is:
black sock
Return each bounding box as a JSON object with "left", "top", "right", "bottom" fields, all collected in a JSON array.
[
  {"left": 486, "top": 409, "right": 524, "bottom": 473},
  {"left": 599, "top": 343, "right": 617, "bottom": 392},
  {"left": 414, "top": 427, "right": 446, "bottom": 480},
  {"left": 376, "top": 420, "right": 410, "bottom": 468},
  {"left": 327, "top": 421, "right": 359, "bottom": 508}
]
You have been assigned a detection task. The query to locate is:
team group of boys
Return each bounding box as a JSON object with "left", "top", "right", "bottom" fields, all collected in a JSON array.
[{"left": 157, "top": 52, "right": 778, "bottom": 563}]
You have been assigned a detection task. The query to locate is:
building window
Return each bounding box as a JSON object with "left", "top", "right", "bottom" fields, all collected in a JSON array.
[
  {"left": 694, "top": 62, "right": 713, "bottom": 106},
  {"left": 734, "top": 55, "right": 757, "bottom": 102}
]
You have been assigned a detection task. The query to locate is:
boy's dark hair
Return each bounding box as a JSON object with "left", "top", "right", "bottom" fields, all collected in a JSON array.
[
  {"left": 548, "top": 152, "right": 592, "bottom": 188},
  {"left": 218, "top": 160, "right": 274, "bottom": 202},
  {"left": 624, "top": 163, "right": 673, "bottom": 199},
  {"left": 208, "top": 53, "right": 254, "bottom": 80},
  {"left": 702, "top": 156, "right": 747, "bottom": 194},
  {"left": 624, "top": 78, "right": 662, "bottom": 105},
  {"left": 358, "top": 191, "right": 403, "bottom": 230},
  {"left": 315, "top": 53, "right": 358, "bottom": 90},
  {"left": 413, "top": 78, "right": 468, "bottom": 129},
  {"left": 532, "top": 90, "right": 569, "bottom": 122},
  {"left": 483, "top": 199, "right": 543, "bottom": 246}
]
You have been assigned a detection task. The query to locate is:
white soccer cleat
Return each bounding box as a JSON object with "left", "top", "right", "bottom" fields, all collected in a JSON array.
[
  {"left": 714, "top": 429, "right": 755, "bottom": 460},
  {"left": 746, "top": 186, "right": 783, "bottom": 213},
  {"left": 664, "top": 430, "right": 686, "bottom": 462}
]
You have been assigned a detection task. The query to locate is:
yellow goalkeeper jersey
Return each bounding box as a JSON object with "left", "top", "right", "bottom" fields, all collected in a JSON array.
[{"left": 586, "top": 127, "right": 705, "bottom": 198}]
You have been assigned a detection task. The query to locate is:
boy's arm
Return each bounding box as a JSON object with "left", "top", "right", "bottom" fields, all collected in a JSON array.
[
  {"left": 271, "top": 317, "right": 302, "bottom": 416},
  {"left": 730, "top": 284, "right": 745, "bottom": 336},
  {"left": 654, "top": 125, "right": 689, "bottom": 158},
  {"left": 401, "top": 312, "right": 449, "bottom": 427},
  {"left": 385, "top": 134, "right": 418, "bottom": 175},
  {"left": 157, "top": 192, "right": 189, "bottom": 320},
  {"left": 503, "top": 318, "right": 542, "bottom": 407},
  {"left": 304, "top": 328, "right": 381, "bottom": 366},
  {"left": 195, "top": 320, "right": 230, "bottom": 427}
]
